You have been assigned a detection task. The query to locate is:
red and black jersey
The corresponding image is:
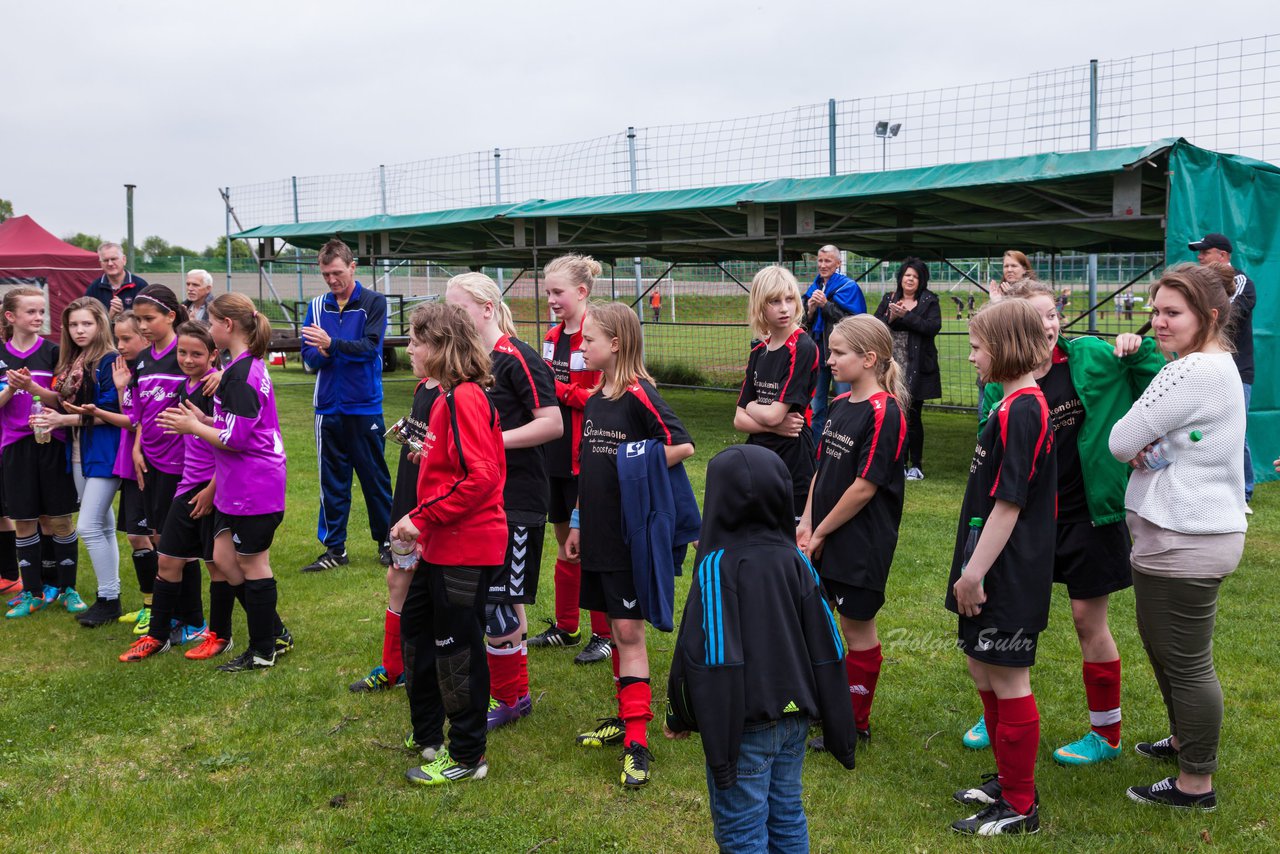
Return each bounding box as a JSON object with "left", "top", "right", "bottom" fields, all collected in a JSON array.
[
  {"left": 737, "top": 328, "right": 819, "bottom": 509},
  {"left": 542, "top": 323, "right": 601, "bottom": 478},
  {"left": 390, "top": 379, "right": 441, "bottom": 523},
  {"left": 1037, "top": 345, "right": 1088, "bottom": 522},
  {"left": 810, "top": 391, "right": 906, "bottom": 591},
  {"left": 491, "top": 333, "right": 557, "bottom": 524},
  {"left": 946, "top": 388, "right": 1056, "bottom": 632},
  {"left": 579, "top": 379, "right": 692, "bottom": 574},
  {"left": 409, "top": 382, "right": 507, "bottom": 567}
]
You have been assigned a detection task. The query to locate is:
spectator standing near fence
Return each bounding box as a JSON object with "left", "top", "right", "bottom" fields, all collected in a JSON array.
[
  {"left": 1190, "top": 233, "right": 1255, "bottom": 512},
  {"left": 649, "top": 287, "right": 661, "bottom": 323},
  {"left": 803, "top": 245, "right": 866, "bottom": 444},
  {"left": 85, "top": 242, "right": 147, "bottom": 320},
  {"left": 183, "top": 270, "right": 214, "bottom": 325},
  {"left": 300, "top": 239, "right": 394, "bottom": 572}
]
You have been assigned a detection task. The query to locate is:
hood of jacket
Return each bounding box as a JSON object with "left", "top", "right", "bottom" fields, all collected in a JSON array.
[{"left": 697, "top": 445, "right": 795, "bottom": 555}]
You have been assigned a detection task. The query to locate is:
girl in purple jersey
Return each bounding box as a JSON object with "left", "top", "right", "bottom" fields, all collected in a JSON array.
[
  {"left": 110, "top": 311, "right": 161, "bottom": 630},
  {"left": 1, "top": 287, "right": 81, "bottom": 619},
  {"left": 126, "top": 286, "right": 205, "bottom": 644},
  {"left": 32, "top": 299, "right": 131, "bottom": 627},
  {"left": 164, "top": 293, "right": 290, "bottom": 672}
]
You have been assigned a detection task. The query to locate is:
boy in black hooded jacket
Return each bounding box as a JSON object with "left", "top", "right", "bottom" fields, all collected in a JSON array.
[{"left": 666, "top": 444, "right": 856, "bottom": 852}]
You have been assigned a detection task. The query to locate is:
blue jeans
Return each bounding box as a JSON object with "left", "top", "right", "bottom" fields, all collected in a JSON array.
[
  {"left": 810, "top": 360, "right": 850, "bottom": 447},
  {"left": 1243, "top": 382, "right": 1253, "bottom": 502},
  {"left": 707, "top": 716, "right": 810, "bottom": 854}
]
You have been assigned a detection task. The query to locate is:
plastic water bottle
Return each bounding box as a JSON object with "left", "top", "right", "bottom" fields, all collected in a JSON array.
[
  {"left": 1139, "top": 430, "right": 1202, "bottom": 471},
  {"left": 389, "top": 536, "right": 418, "bottom": 570},
  {"left": 31, "top": 399, "right": 51, "bottom": 444},
  {"left": 960, "top": 517, "right": 983, "bottom": 574}
]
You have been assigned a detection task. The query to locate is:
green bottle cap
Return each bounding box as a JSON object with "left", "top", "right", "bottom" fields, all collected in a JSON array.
[
  {"left": 1189, "top": 430, "right": 1202, "bottom": 442},
  {"left": 968, "top": 517, "right": 983, "bottom": 528}
]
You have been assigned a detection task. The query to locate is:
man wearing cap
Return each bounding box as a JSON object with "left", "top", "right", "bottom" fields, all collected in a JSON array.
[
  {"left": 85, "top": 242, "right": 148, "bottom": 319},
  {"left": 1190, "top": 232, "right": 1256, "bottom": 509}
]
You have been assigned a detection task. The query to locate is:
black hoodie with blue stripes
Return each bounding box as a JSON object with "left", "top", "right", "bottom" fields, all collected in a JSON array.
[{"left": 667, "top": 444, "right": 857, "bottom": 789}]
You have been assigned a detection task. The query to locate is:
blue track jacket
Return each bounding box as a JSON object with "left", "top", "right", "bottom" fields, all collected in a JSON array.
[
  {"left": 803, "top": 271, "right": 866, "bottom": 345},
  {"left": 618, "top": 439, "right": 701, "bottom": 632},
  {"left": 301, "top": 282, "right": 387, "bottom": 415}
]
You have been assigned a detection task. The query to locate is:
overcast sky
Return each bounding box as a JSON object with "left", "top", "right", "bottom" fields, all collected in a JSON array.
[{"left": 3, "top": 1, "right": 1273, "bottom": 252}]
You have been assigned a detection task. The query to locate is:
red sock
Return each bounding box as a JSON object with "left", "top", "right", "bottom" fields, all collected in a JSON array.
[
  {"left": 979, "top": 689, "right": 1000, "bottom": 761},
  {"left": 590, "top": 610, "right": 612, "bottom": 640},
  {"left": 553, "top": 559, "right": 581, "bottom": 634},
  {"left": 1083, "top": 659, "right": 1122, "bottom": 745},
  {"left": 845, "top": 644, "right": 883, "bottom": 731},
  {"left": 381, "top": 609, "right": 403, "bottom": 683},
  {"left": 995, "top": 694, "right": 1039, "bottom": 815},
  {"left": 618, "top": 679, "right": 653, "bottom": 747},
  {"left": 516, "top": 642, "right": 529, "bottom": 698},
  {"left": 487, "top": 644, "right": 522, "bottom": 706}
]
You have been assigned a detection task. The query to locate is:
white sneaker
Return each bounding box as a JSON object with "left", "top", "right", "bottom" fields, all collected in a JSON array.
[{"left": 905, "top": 467, "right": 925, "bottom": 481}]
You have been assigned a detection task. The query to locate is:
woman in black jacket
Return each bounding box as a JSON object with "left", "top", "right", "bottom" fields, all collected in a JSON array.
[{"left": 874, "top": 258, "right": 942, "bottom": 480}]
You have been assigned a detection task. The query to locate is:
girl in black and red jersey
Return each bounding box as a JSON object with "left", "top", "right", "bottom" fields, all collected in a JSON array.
[
  {"left": 391, "top": 302, "right": 507, "bottom": 787},
  {"left": 446, "top": 273, "right": 561, "bottom": 730},
  {"left": 797, "top": 315, "right": 907, "bottom": 749},
  {"left": 566, "top": 301, "right": 695, "bottom": 788},
  {"left": 734, "top": 265, "right": 819, "bottom": 520},
  {"left": 530, "top": 254, "right": 612, "bottom": 664},
  {"left": 945, "top": 299, "right": 1056, "bottom": 836},
  {"left": 347, "top": 376, "right": 439, "bottom": 695}
]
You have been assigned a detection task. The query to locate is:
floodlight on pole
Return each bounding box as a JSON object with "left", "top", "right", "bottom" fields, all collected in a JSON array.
[{"left": 874, "top": 121, "right": 901, "bottom": 171}]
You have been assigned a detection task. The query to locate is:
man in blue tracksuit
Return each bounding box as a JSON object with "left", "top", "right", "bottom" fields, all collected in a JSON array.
[
  {"left": 803, "top": 244, "right": 867, "bottom": 444},
  {"left": 300, "top": 238, "right": 394, "bottom": 571}
]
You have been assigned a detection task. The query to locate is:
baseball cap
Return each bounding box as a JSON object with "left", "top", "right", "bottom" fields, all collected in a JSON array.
[{"left": 1188, "top": 233, "right": 1232, "bottom": 253}]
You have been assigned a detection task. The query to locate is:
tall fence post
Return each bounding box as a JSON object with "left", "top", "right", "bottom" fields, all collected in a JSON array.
[
  {"left": 223, "top": 187, "right": 232, "bottom": 293},
  {"left": 124, "top": 184, "right": 136, "bottom": 272},
  {"left": 379, "top": 165, "right": 391, "bottom": 294},
  {"left": 1087, "top": 58, "right": 1099, "bottom": 333},
  {"left": 828, "top": 98, "right": 837, "bottom": 176},
  {"left": 627, "top": 128, "right": 643, "bottom": 316},
  {"left": 494, "top": 148, "right": 505, "bottom": 293},
  {"left": 291, "top": 176, "right": 303, "bottom": 301}
]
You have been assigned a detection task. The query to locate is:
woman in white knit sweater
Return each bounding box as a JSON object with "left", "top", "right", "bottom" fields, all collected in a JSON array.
[{"left": 1109, "top": 262, "right": 1247, "bottom": 812}]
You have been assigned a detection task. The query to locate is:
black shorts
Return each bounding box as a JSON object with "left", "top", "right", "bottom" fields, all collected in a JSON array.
[
  {"left": 157, "top": 484, "right": 215, "bottom": 562},
  {"left": 579, "top": 569, "right": 642, "bottom": 620},
  {"left": 822, "top": 579, "right": 885, "bottom": 621},
  {"left": 957, "top": 617, "right": 1039, "bottom": 668},
  {"left": 1054, "top": 519, "right": 1133, "bottom": 600},
  {"left": 116, "top": 479, "right": 151, "bottom": 536},
  {"left": 141, "top": 464, "right": 182, "bottom": 535},
  {"left": 547, "top": 476, "right": 578, "bottom": 525},
  {"left": 213, "top": 509, "right": 284, "bottom": 555},
  {"left": 1, "top": 436, "right": 78, "bottom": 520},
  {"left": 487, "top": 522, "right": 546, "bottom": 606}
]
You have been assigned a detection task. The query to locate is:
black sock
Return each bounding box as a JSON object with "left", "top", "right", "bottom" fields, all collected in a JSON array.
[
  {"left": 17, "top": 533, "right": 41, "bottom": 593},
  {"left": 208, "top": 580, "right": 235, "bottom": 640},
  {"left": 180, "top": 560, "right": 205, "bottom": 627},
  {"left": 148, "top": 577, "right": 180, "bottom": 643},
  {"left": 0, "top": 530, "right": 17, "bottom": 582},
  {"left": 40, "top": 535, "right": 57, "bottom": 588},
  {"left": 54, "top": 532, "right": 79, "bottom": 590},
  {"left": 133, "top": 549, "right": 157, "bottom": 597},
  {"left": 243, "top": 578, "right": 278, "bottom": 656}
]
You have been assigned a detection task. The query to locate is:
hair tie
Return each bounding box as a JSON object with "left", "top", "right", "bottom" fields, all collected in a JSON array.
[{"left": 252, "top": 310, "right": 258, "bottom": 318}]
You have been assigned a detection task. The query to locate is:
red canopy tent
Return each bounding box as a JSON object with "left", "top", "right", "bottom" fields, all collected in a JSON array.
[{"left": 0, "top": 215, "right": 101, "bottom": 335}]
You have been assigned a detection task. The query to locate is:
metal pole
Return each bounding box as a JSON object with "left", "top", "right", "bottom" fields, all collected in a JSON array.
[
  {"left": 379, "top": 165, "right": 391, "bottom": 294},
  {"left": 223, "top": 187, "right": 232, "bottom": 293},
  {"left": 627, "top": 128, "right": 643, "bottom": 316},
  {"left": 124, "top": 184, "right": 136, "bottom": 270},
  {"left": 1087, "top": 58, "right": 1099, "bottom": 332},
  {"left": 494, "top": 149, "right": 505, "bottom": 293},
  {"left": 828, "top": 98, "right": 837, "bottom": 176},
  {"left": 291, "top": 176, "right": 303, "bottom": 301}
]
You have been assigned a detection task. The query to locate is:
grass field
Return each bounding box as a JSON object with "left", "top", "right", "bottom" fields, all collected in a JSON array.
[{"left": 2, "top": 366, "right": 1276, "bottom": 853}]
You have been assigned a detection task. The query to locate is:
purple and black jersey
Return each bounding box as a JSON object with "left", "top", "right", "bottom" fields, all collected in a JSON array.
[
  {"left": 175, "top": 374, "right": 217, "bottom": 496},
  {"left": 0, "top": 338, "right": 65, "bottom": 449},
  {"left": 212, "top": 352, "right": 286, "bottom": 515},
  {"left": 130, "top": 339, "right": 186, "bottom": 475}
]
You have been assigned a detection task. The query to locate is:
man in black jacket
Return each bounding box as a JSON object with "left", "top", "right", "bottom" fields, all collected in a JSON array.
[{"left": 666, "top": 445, "right": 855, "bottom": 852}]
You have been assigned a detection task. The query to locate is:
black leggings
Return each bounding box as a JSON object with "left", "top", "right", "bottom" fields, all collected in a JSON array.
[
  {"left": 906, "top": 398, "right": 925, "bottom": 469},
  {"left": 402, "top": 562, "right": 495, "bottom": 765}
]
